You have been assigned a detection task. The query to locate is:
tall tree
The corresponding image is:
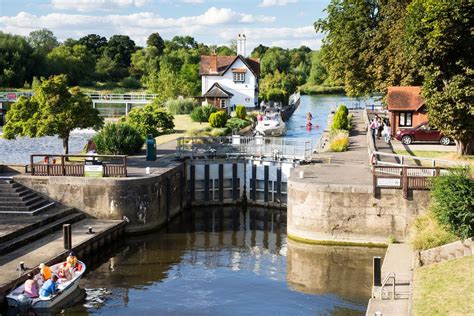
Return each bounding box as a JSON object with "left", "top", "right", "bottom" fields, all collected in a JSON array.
[
  {"left": 0, "top": 32, "right": 35, "bottom": 87},
  {"left": 27, "top": 29, "right": 59, "bottom": 56},
  {"left": 3, "top": 75, "right": 103, "bottom": 154},
  {"left": 315, "top": 0, "right": 378, "bottom": 97},
  {"left": 102, "top": 35, "right": 136, "bottom": 79},
  {"left": 146, "top": 32, "right": 165, "bottom": 55},
  {"left": 405, "top": 0, "right": 474, "bottom": 155},
  {"left": 47, "top": 44, "right": 95, "bottom": 85},
  {"left": 78, "top": 34, "right": 107, "bottom": 60},
  {"left": 251, "top": 44, "right": 269, "bottom": 58}
]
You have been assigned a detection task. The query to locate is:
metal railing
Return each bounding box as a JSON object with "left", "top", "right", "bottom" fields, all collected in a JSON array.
[
  {"left": 379, "top": 273, "right": 396, "bottom": 300},
  {"left": 176, "top": 135, "right": 312, "bottom": 161},
  {"left": 85, "top": 93, "right": 157, "bottom": 102},
  {"left": 30, "top": 154, "right": 128, "bottom": 177}
]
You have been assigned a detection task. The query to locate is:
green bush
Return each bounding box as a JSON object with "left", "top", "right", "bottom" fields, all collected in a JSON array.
[
  {"left": 121, "top": 77, "right": 141, "bottom": 89},
  {"left": 190, "top": 106, "right": 217, "bottom": 123},
  {"left": 210, "top": 127, "right": 230, "bottom": 137},
  {"left": 430, "top": 167, "right": 474, "bottom": 239},
  {"left": 328, "top": 129, "right": 349, "bottom": 152},
  {"left": 226, "top": 117, "right": 251, "bottom": 130},
  {"left": 235, "top": 105, "right": 247, "bottom": 119},
  {"left": 410, "top": 213, "right": 457, "bottom": 250},
  {"left": 299, "top": 84, "right": 345, "bottom": 95},
  {"left": 332, "top": 104, "right": 349, "bottom": 130},
  {"left": 266, "top": 88, "right": 286, "bottom": 103},
  {"left": 125, "top": 104, "right": 174, "bottom": 137},
  {"left": 209, "top": 111, "right": 228, "bottom": 128},
  {"left": 166, "top": 98, "right": 196, "bottom": 115},
  {"left": 93, "top": 123, "right": 145, "bottom": 155}
]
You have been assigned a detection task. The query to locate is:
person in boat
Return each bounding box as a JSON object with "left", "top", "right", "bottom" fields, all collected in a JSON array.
[
  {"left": 39, "top": 263, "right": 52, "bottom": 281},
  {"left": 66, "top": 252, "right": 78, "bottom": 270},
  {"left": 23, "top": 273, "right": 39, "bottom": 298},
  {"left": 57, "top": 264, "right": 73, "bottom": 280},
  {"left": 39, "top": 275, "right": 59, "bottom": 298},
  {"left": 257, "top": 113, "right": 263, "bottom": 122}
]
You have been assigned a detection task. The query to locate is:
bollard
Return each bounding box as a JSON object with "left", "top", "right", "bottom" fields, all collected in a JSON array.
[
  {"left": 19, "top": 261, "right": 25, "bottom": 271},
  {"left": 88, "top": 226, "right": 94, "bottom": 234},
  {"left": 299, "top": 171, "right": 304, "bottom": 178},
  {"left": 146, "top": 167, "right": 151, "bottom": 175},
  {"left": 63, "top": 224, "right": 72, "bottom": 250},
  {"left": 373, "top": 256, "right": 382, "bottom": 286},
  {"left": 375, "top": 312, "right": 382, "bottom": 316}
]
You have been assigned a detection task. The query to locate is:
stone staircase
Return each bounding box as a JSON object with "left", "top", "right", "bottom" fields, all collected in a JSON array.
[{"left": 0, "top": 178, "right": 55, "bottom": 215}]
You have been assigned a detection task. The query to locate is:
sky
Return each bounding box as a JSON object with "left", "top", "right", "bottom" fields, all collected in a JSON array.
[{"left": 0, "top": 0, "right": 329, "bottom": 51}]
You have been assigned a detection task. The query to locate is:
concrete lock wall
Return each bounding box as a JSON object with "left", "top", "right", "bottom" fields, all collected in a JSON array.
[
  {"left": 14, "top": 163, "right": 185, "bottom": 234},
  {"left": 187, "top": 159, "right": 295, "bottom": 207},
  {"left": 287, "top": 178, "right": 431, "bottom": 244}
]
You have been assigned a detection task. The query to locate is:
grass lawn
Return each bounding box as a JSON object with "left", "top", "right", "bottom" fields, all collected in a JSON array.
[
  {"left": 155, "top": 114, "right": 209, "bottom": 145},
  {"left": 393, "top": 149, "right": 474, "bottom": 167},
  {"left": 413, "top": 256, "right": 474, "bottom": 316}
]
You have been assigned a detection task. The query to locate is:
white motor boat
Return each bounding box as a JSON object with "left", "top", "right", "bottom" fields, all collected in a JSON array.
[
  {"left": 255, "top": 112, "right": 287, "bottom": 136},
  {"left": 6, "top": 260, "right": 86, "bottom": 311}
]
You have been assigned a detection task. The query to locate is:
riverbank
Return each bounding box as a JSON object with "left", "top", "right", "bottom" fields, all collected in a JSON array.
[{"left": 299, "top": 83, "right": 345, "bottom": 95}]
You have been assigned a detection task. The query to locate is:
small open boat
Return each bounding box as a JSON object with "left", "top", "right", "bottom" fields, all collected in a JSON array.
[{"left": 6, "top": 260, "right": 86, "bottom": 311}]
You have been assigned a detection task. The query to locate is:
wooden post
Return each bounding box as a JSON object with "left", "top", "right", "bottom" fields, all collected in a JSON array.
[
  {"left": 61, "top": 155, "right": 66, "bottom": 176},
  {"left": 124, "top": 156, "right": 128, "bottom": 177},
  {"left": 402, "top": 167, "right": 408, "bottom": 199},
  {"left": 63, "top": 224, "right": 72, "bottom": 250},
  {"left": 30, "top": 155, "right": 34, "bottom": 176}
]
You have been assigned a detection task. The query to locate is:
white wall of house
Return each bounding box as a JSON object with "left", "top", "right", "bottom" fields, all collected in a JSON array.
[{"left": 201, "top": 58, "right": 258, "bottom": 108}]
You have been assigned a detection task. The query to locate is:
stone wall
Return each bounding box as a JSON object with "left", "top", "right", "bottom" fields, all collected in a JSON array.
[
  {"left": 287, "top": 178, "right": 431, "bottom": 244},
  {"left": 415, "top": 238, "right": 474, "bottom": 267},
  {"left": 14, "top": 162, "right": 185, "bottom": 234}
]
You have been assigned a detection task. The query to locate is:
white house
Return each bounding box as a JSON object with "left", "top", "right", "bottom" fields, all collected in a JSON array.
[{"left": 200, "top": 34, "right": 260, "bottom": 111}]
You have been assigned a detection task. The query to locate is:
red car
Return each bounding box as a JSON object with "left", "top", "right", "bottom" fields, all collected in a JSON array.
[{"left": 394, "top": 122, "right": 452, "bottom": 145}]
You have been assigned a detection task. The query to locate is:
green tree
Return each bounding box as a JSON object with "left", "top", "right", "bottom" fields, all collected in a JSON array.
[
  {"left": 145, "top": 66, "right": 190, "bottom": 105},
  {"left": 102, "top": 35, "right": 136, "bottom": 79},
  {"left": 125, "top": 104, "right": 174, "bottom": 137},
  {"left": 3, "top": 75, "right": 103, "bottom": 154},
  {"left": 406, "top": 0, "right": 474, "bottom": 155},
  {"left": 46, "top": 44, "right": 95, "bottom": 85},
  {"left": 0, "top": 32, "right": 35, "bottom": 87},
  {"left": 146, "top": 32, "right": 165, "bottom": 55},
  {"left": 78, "top": 34, "right": 107, "bottom": 60},
  {"left": 251, "top": 44, "right": 269, "bottom": 58},
  {"left": 315, "top": 0, "right": 377, "bottom": 97},
  {"left": 27, "top": 29, "right": 59, "bottom": 56},
  {"left": 130, "top": 46, "right": 160, "bottom": 79},
  {"left": 260, "top": 47, "right": 290, "bottom": 76},
  {"left": 308, "top": 51, "right": 328, "bottom": 85}
]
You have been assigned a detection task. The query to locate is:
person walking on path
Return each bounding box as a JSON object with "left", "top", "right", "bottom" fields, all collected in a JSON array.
[
  {"left": 369, "top": 118, "right": 378, "bottom": 143},
  {"left": 383, "top": 121, "right": 391, "bottom": 144}
]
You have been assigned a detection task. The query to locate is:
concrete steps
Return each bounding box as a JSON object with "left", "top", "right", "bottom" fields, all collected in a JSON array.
[
  {"left": 0, "top": 211, "right": 85, "bottom": 256},
  {"left": 0, "top": 179, "right": 54, "bottom": 215}
]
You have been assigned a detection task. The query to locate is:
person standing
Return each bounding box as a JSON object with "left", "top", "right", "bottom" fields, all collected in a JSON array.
[{"left": 369, "top": 118, "right": 378, "bottom": 142}]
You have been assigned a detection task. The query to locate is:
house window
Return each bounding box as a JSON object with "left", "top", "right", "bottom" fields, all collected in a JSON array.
[
  {"left": 220, "top": 99, "right": 227, "bottom": 108},
  {"left": 233, "top": 72, "right": 245, "bottom": 83},
  {"left": 399, "top": 112, "right": 413, "bottom": 127}
]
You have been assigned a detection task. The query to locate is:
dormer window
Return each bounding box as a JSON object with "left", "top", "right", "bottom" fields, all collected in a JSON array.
[{"left": 232, "top": 68, "right": 246, "bottom": 83}]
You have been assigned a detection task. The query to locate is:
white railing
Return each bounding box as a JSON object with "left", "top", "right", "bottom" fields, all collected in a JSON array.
[
  {"left": 85, "top": 93, "right": 157, "bottom": 101},
  {"left": 176, "top": 135, "right": 313, "bottom": 161}
]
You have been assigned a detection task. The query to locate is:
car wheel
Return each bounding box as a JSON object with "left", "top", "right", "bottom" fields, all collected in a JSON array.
[
  {"left": 440, "top": 136, "right": 451, "bottom": 146},
  {"left": 401, "top": 135, "right": 412, "bottom": 145}
]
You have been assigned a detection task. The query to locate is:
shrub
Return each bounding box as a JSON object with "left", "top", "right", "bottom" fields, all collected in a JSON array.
[
  {"left": 209, "top": 111, "right": 228, "bottom": 128},
  {"left": 328, "top": 129, "right": 349, "bottom": 152},
  {"left": 166, "top": 98, "right": 196, "bottom": 115},
  {"left": 190, "top": 106, "right": 217, "bottom": 123},
  {"left": 93, "top": 123, "right": 144, "bottom": 155},
  {"left": 125, "top": 104, "right": 174, "bottom": 137},
  {"left": 121, "top": 77, "right": 141, "bottom": 89},
  {"left": 430, "top": 167, "right": 474, "bottom": 239},
  {"left": 332, "top": 104, "right": 349, "bottom": 130},
  {"left": 410, "top": 213, "right": 457, "bottom": 250},
  {"left": 210, "top": 127, "right": 230, "bottom": 137},
  {"left": 226, "top": 117, "right": 251, "bottom": 130},
  {"left": 235, "top": 105, "right": 247, "bottom": 119},
  {"left": 186, "top": 127, "right": 211, "bottom": 137},
  {"left": 266, "top": 88, "right": 286, "bottom": 103}
]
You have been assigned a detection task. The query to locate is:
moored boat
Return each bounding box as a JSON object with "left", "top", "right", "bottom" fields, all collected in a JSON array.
[
  {"left": 6, "top": 260, "right": 86, "bottom": 311},
  {"left": 255, "top": 111, "right": 287, "bottom": 136}
]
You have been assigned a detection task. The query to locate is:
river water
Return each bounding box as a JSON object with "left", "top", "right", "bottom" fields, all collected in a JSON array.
[
  {"left": 0, "top": 95, "right": 376, "bottom": 164},
  {"left": 61, "top": 207, "right": 384, "bottom": 315}
]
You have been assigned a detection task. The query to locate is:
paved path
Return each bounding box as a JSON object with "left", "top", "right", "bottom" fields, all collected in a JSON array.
[{"left": 367, "top": 243, "right": 413, "bottom": 316}]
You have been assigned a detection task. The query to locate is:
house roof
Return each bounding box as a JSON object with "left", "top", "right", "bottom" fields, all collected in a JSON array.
[
  {"left": 200, "top": 55, "right": 260, "bottom": 77},
  {"left": 203, "top": 82, "right": 234, "bottom": 98},
  {"left": 387, "top": 86, "right": 424, "bottom": 111}
]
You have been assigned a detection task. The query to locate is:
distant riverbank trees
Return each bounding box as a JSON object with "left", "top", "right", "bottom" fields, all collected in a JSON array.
[
  {"left": 0, "top": 30, "right": 339, "bottom": 102},
  {"left": 316, "top": 0, "right": 473, "bottom": 155}
]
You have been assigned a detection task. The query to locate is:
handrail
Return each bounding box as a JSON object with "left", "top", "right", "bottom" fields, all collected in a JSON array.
[{"left": 379, "top": 272, "right": 396, "bottom": 300}]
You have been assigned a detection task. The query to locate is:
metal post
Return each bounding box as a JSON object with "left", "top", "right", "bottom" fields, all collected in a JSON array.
[
  {"left": 30, "top": 155, "right": 34, "bottom": 176},
  {"left": 63, "top": 224, "right": 72, "bottom": 250},
  {"left": 373, "top": 256, "right": 382, "bottom": 286}
]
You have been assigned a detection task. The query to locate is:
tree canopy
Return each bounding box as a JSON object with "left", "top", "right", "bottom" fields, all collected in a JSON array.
[{"left": 3, "top": 75, "right": 103, "bottom": 154}]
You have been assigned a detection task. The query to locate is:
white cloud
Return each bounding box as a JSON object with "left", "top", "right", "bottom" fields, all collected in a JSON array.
[
  {"left": 258, "top": 0, "right": 298, "bottom": 8},
  {"left": 182, "top": 0, "right": 204, "bottom": 3},
  {"left": 51, "top": 0, "right": 150, "bottom": 12},
  {"left": 0, "top": 9, "right": 321, "bottom": 50}
]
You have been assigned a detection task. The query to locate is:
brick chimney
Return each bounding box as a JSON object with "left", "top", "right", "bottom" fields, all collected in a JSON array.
[{"left": 210, "top": 53, "right": 218, "bottom": 74}]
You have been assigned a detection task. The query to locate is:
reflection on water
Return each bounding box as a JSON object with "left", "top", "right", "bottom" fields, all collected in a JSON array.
[{"left": 59, "top": 207, "right": 384, "bottom": 316}]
